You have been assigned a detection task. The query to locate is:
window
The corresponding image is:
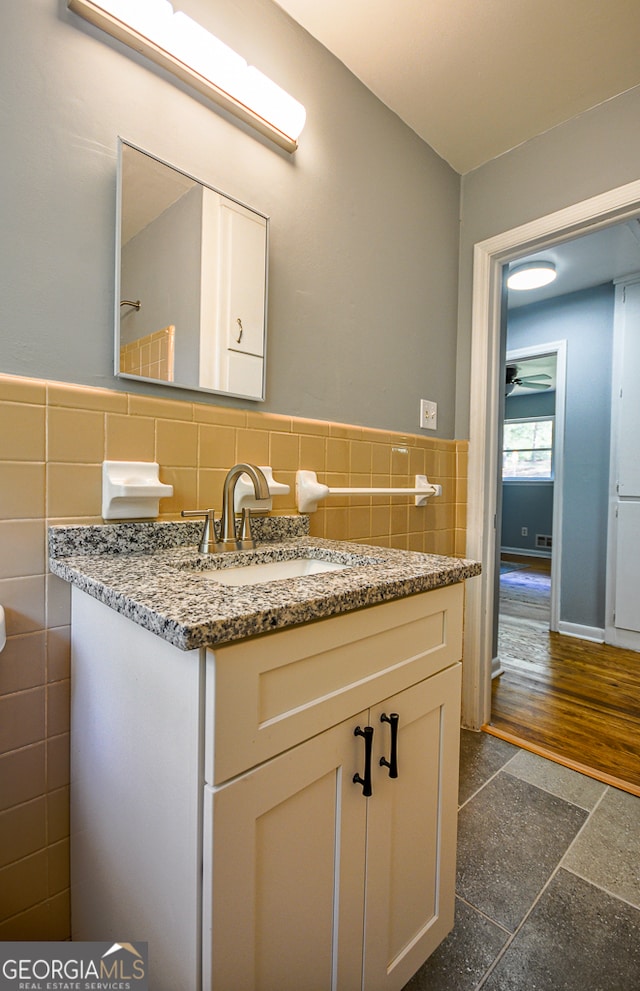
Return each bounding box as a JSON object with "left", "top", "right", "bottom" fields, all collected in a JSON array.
[{"left": 502, "top": 416, "right": 554, "bottom": 480}]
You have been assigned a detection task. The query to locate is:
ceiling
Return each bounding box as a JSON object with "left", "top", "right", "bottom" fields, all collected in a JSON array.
[
  {"left": 504, "top": 218, "right": 640, "bottom": 391},
  {"left": 274, "top": 0, "right": 640, "bottom": 174},
  {"left": 121, "top": 145, "right": 195, "bottom": 244},
  {"left": 507, "top": 217, "right": 640, "bottom": 309}
]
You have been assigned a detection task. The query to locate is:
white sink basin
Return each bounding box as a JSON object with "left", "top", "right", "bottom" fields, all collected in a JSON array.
[{"left": 200, "top": 557, "right": 350, "bottom": 587}]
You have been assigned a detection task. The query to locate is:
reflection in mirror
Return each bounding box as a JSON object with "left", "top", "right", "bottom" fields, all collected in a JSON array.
[{"left": 116, "top": 141, "right": 268, "bottom": 400}]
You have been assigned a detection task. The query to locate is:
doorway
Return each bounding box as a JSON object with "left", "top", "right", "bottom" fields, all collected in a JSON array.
[
  {"left": 498, "top": 343, "right": 565, "bottom": 640},
  {"left": 486, "top": 246, "right": 640, "bottom": 791},
  {"left": 463, "top": 177, "right": 640, "bottom": 734}
]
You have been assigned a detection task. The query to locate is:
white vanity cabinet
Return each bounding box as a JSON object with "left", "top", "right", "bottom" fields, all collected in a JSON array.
[
  {"left": 208, "top": 667, "right": 460, "bottom": 991},
  {"left": 70, "top": 582, "right": 463, "bottom": 991}
]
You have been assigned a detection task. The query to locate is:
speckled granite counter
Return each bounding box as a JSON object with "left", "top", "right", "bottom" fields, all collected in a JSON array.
[{"left": 49, "top": 517, "right": 481, "bottom": 651}]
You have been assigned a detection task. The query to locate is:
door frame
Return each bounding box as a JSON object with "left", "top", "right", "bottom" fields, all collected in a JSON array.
[
  {"left": 462, "top": 177, "right": 640, "bottom": 731},
  {"left": 605, "top": 275, "right": 640, "bottom": 651},
  {"left": 502, "top": 339, "right": 567, "bottom": 634}
]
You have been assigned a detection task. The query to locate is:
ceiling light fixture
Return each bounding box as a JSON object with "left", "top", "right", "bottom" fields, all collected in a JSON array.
[
  {"left": 67, "top": 0, "right": 306, "bottom": 152},
  {"left": 507, "top": 261, "right": 557, "bottom": 291}
]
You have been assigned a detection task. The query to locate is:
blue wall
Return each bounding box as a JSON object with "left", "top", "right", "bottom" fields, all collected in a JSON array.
[
  {"left": 505, "top": 391, "right": 555, "bottom": 419},
  {"left": 501, "top": 483, "right": 554, "bottom": 552},
  {"left": 506, "top": 283, "right": 615, "bottom": 630}
]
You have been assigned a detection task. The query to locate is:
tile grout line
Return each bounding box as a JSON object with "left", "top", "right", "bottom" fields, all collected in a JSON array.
[
  {"left": 560, "top": 863, "right": 640, "bottom": 913},
  {"left": 461, "top": 767, "right": 608, "bottom": 990},
  {"left": 458, "top": 758, "right": 517, "bottom": 811},
  {"left": 558, "top": 785, "right": 640, "bottom": 913},
  {"left": 472, "top": 856, "right": 574, "bottom": 991},
  {"left": 454, "top": 894, "right": 512, "bottom": 935},
  {"left": 557, "top": 784, "right": 609, "bottom": 858},
  {"left": 455, "top": 748, "right": 545, "bottom": 988},
  {"left": 500, "top": 765, "right": 608, "bottom": 812},
  {"left": 473, "top": 831, "right": 640, "bottom": 991}
]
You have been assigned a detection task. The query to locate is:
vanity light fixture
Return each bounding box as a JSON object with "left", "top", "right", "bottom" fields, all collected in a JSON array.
[
  {"left": 507, "top": 261, "right": 557, "bottom": 291},
  {"left": 67, "top": 0, "right": 306, "bottom": 152}
]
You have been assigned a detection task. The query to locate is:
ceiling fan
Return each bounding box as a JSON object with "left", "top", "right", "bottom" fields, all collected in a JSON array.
[{"left": 505, "top": 364, "right": 552, "bottom": 396}]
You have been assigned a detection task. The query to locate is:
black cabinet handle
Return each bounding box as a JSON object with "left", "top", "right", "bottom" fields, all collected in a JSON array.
[
  {"left": 379, "top": 712, "right": 399, "bottom": 778},
  {"left": 353, "top": 725, "right": 374, "bottom": 797}
]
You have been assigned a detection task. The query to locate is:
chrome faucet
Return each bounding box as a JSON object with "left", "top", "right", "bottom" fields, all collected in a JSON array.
[
  {"left": 219, "top": 463, "right": 269, "bottom": 551},
  {"left": 181, "top": 463, "right": 269, "bottom": 553}
]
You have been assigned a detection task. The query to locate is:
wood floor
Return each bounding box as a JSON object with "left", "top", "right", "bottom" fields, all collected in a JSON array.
[{"left": 487, "top": 555, "right": 640, "bottom": 796}]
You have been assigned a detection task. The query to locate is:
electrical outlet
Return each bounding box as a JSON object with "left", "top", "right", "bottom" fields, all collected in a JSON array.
[
  {"left": 521, "top": 526, "right": 528, "bottom": 536},
  {"left": 419, "top": 399, "right": 437, "bottom": 430}
]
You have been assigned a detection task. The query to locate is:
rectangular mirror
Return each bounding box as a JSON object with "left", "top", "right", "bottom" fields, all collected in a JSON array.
[{"left": 115, "top": 140, "right": 269, "bottom": 400}]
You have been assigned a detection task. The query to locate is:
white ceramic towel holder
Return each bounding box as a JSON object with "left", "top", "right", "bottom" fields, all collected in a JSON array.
[
  {"left": 102, "top": 461, "right": 174, "bottom": 520},
  {"left": 233, "top": 466, "right": 290, "bottom": 512},
  {"left": 296, "top": 469, "right": 441, "bottom": 514}
]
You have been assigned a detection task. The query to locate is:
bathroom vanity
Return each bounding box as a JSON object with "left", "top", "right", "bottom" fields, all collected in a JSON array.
[{"left": 49, "top": 519, "right": 480, "bottom": 991}]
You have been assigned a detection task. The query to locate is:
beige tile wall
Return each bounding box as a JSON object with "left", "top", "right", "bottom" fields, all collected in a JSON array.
[
  {"left": 120, "top": 325, "right": 176, "bottom": 383},
  {"left": 0, "top": 371, "right": 468, "bottom": 938}
]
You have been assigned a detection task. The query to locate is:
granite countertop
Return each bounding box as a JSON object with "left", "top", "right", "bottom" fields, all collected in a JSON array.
[{"left": 49, "top": 517, "right": 481, "bottom": 651}]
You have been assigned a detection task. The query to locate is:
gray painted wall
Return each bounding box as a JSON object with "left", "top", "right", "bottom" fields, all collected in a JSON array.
[
  {"left": 1, "top": 0, "right": 460, "bottom": 436},
  {"left": 502, "top": 390, "right": 555, "bottom": 554},
  {"left": 506, "top": 284, "right": 615, "bottom": 629},
  {"left": 456, "top": 83, "right": 640, "bottom": 438},
  {"left": 121, "top": 185, "right": 203, "bottom": 384}
]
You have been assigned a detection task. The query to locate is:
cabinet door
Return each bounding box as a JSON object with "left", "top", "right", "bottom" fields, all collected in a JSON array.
[
  {"left": 362, "top": 664, "right": 461, "bottom": 991},
  {"left": 204, "top": 714, "right": 369, "bottom": 991},
  {"left": 221, "top": 199, "right": 267, "bottom": 358},
  {"left": 220, "top": 200, "right": 266, "bottom": 398}
]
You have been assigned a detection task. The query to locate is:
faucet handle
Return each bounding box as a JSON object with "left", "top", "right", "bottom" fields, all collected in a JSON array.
[
  {"left": 237, "top": 507, "right": 257, "bottom": 550},
  {"left": 181, "top": 508, "right": 223, "bottom": 554}
]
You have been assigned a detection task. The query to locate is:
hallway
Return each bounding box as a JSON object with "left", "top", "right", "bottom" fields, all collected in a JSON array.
[
  {"left": 490, "top": 556, "right": 640, "bottom": 794},
  {"left": 498, "top": 554, "right": 551, "bottom": 623}
]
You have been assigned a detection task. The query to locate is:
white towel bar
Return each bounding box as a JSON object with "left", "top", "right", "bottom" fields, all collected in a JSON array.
[{"left": 296, "top": 469, "right": 441, "bottom": 514}]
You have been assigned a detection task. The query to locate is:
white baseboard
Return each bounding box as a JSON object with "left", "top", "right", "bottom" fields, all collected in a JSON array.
[
  {"left": 604, "top": 626, "right": 640, "bottom": 652},
  {"left": 501, "top": 546, "right": 552, "bottom": 559},
  {"left": 558, "top": 621, "right": 604, "bottom": 643},
  {"left": 491, "top": 656, "right": 505, "bottom": 679}
]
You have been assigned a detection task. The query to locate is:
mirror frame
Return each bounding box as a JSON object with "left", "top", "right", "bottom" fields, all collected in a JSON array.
[{"left": 114, "top": 139, "right": 269, "bottom": 402}]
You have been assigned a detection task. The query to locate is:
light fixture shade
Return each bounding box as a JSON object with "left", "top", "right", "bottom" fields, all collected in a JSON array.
[
  {"left": 507, "top": 261, "right": 557, "bottom": 291},
  {"left": 67, "top": 0, "right": 306, "bottom": 152}
]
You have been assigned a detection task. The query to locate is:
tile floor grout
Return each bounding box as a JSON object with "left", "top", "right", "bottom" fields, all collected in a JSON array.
[
  {"left": 473, "top": 857, "right": 574, "bottom": 991},
  {"left": 465, "top": 765, "right": 607, "bottom": 990},
  {"left": 457, "top": 762, "right": 512, "bottom": 810},
  {"left": 560, "top": 863, "right": 640, "bottom": 913},
  {"left": 403, "top": 731, "right": 640, "bottom": 991},
  {"left": 510, "top": 775, "right": 607, "bottom": 812}
]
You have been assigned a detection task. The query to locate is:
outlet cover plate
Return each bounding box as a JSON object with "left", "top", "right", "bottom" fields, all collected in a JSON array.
[{"left": 420, "top": 399, "right": 437, "bottom": 430}]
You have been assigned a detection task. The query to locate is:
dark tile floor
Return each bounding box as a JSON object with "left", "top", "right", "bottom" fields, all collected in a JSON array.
[{"left": 403, "top": 731, "right": 640, "bottom": 991}]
